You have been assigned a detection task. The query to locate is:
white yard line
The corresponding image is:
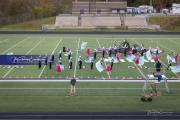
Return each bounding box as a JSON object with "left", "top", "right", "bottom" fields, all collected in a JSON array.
[
  {"left": 133, "top": 39, "right": 180, "bottom": 78},
  {"left": 130, "top": 39, "right": 147, "bottom": 79},
  {"left": 96, "top": 39, "right": 109, "bottom": 77},
  {"left": 0, "top": 79, "right": 179, "bottom": 82},
  {"left": 38, "top": 66, "right": 46, "bottom": 78},
  {"left": 0, "top": 38, "right": 8, "bottom": 43},
  {"left": 1, "top": 37, "right": 29, "bottom": 54},
  {"left": 2, "top": 38, "right": 44, "bottom": 78},
  {"left": 38, "top": 39, "right": 62, "bottom": 78},
  {"left": 160, "top": 60, "right": 180, "bottom": 78},
  {"left": 0, "top": 88, "right": 142, "bottom": 90},
  {"left": 134, "top": 63, "right": 147, "bottom": 79},
  {"left": 25, "top": 39, "right": 43, "bottom": 55},
  {"left": 29, "top": 36, "right": 180, "bottom": 40},
  {"left": 156, "top": 42, "right": 180, "bottom": 78},
  {"left": 96, "top": 39, "right": 106, "bottom": 65},
  {"left": 1, "top": 87, "right": 180, "bottom": 90},
  {"left": 2, "top": 68, "right": 14, "bottom": 79},
  {"left": 73, "top": 38, "right": 80, "bottom": 78},
  {"left": 158, "top": 44, "right": 174, "bottom": 52},
  {"left": 167, "top": 38, "right": 180, "bottom": 47}
]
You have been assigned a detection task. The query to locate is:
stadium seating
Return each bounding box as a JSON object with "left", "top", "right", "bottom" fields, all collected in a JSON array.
[
  {"left": 47, "top": 15, "right": 152, "bottom": 29},
  {"left": 81, "top": 16, "right": 121, "bottom": 27},
  {"left": 55, "top": 15, "right": 78, "bottom": 27},
  {"left": 125, "top": 16, "right": 148, "bottom": 28}
]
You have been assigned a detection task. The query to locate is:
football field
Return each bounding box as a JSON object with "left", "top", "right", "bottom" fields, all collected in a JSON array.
[
  {"left": 0, "top": 34, "right": 180, "bottom": 112},
  {"left": 0, "top": 34, "right": 180, "bottom": 79},
  {"left": 0, "top": 81, "right": 180, "bottom": 112}
]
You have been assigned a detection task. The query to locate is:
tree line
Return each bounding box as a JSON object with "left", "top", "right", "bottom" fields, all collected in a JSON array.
[
  {"left": 0, "top": 0, "right": 179, "bottom": 26},
  {"left": 128, "top": 0, "right": 180, "bottom": 11},
  {"left": 0, "top": 0, "right": 71, "bottom": 26}
]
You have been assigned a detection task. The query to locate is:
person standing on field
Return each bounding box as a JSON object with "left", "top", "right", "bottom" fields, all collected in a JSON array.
[
  {"left": 93, "top": 49, "right": 97, "bottom": 60},
  {"left": 78, "top": 56, "right": 83, "bottom": 69},
  {"left": 38, "top": 59, "right": 41, "bottom": 69},
  {"left": 68, "top": 78, "right": 77, "bottom": 96},
  {"left": 90, "top": 60, "right": 94, "bottom": 70},
  {"left": 69, "top": 57, "right": 73, "bottom": 69}
]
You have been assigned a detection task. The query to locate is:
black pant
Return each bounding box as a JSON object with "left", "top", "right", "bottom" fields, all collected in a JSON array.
[
  {"left": 79, "top": 61, "right": 82, "bottom": 69},
  {"left": 124, "top": 49, "right": 127, "bottom": 57},
  {"left": 91, "top": 62, "right": 93, "bottom": 70},
  {"left": 111, "top": 62, "right": 113, "bottom": 70},
  {"left": 141, "top": 51, "right": 144, "bottom": 56},
  {"left": 68, "top": 55, "right": 71, "bottom": 60},
  {"left": 156, "top": 68, "right": 161, "bottom": 72},
  {"left": 45, "top": 60, "right": 47, "bottom": 66},
  {"left": 49, "top": 62, "right": 52, "bottom": 69},
  {"left": 94, "top": 53, "right": 97, "bottom": 60},
  {"left": 69, "top": 62, "right": 72, "bottom": 69},
  {"left": 38, "top": 63, "right": 41, "bottom": 69},
  {"left": 102, "top": 51, "right": 105, "bottom": 58}
]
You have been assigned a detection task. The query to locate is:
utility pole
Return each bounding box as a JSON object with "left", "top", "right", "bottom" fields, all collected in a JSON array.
[{"left": 150, "top": 0, "right": 153, "bottom": 6}]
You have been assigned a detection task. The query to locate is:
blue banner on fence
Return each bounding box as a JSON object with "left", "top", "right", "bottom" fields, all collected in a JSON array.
[{"left": 0, "top": 55, "right": 49, "bottom": 65}]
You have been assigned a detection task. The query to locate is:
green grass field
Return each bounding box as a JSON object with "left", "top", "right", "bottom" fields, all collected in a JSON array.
[
  {"left": 0, "top": 34, "right": 180, "bottom": 112},
  {"left": 0, "top": 34, "right": 179, "bottom": 79},
  {"left": 0, "top": 82, "right": 180, "bottom": 112}
]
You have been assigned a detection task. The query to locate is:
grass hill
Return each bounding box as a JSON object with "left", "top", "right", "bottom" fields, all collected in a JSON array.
[
  {"left": 0, "top": 17, "right": 55, "bottom": 31},
  {"left": 0, "top": 16, "right": 180, "bottom": 32},
  {"left": 148, "top": 16, "right": 180, "bottom": 32}
]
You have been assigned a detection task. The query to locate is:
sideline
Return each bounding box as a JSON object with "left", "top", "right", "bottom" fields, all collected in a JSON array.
[
  {"left": 0, "top": 79, "right": 180, "bottom": 82},
  {"left": 0, "top": 31, "right": 180, "bottom": 35}
]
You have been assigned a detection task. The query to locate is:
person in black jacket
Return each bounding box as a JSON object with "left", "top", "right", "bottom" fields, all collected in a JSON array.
[
  {"left": 93, "top": 49, "right": 97, "bottom": 60},
  {"left": 45, "top": 56, "right": 48, "bottom": 66},
  {"left": 78, "top": 56, "right": 82, "bottom": 69},
  {"left": 90, "top": 60, "right": 94, "bottom": 70},
  {"left": 68, "top": 78, "right": 77, "bottom": 96},
  {"left": 109, "top": 48, "right": 112, "bottom": 57},
  {"left": 49, "top": 60, "right": 52, "bottom": 70},
  {"left": 51, "top": 54, "right": 54, "bottom": 63},
  {"left": 58, "top": 50, "right": 62, "bottom": 60},
  {"left": 102, "top": 47, "right": 105, "bottom": 58},
  {"left": 155, "top": 61, "right": 162, "bottom": 72},
  {"left": 69, "top": 57, "right": 73, "bottom": 69},
  {"left": 110, "top": 58, "right": 114, "bottom": 71},
  {"left": 38, "top": 59, "right": 41, "bottom": 69}
]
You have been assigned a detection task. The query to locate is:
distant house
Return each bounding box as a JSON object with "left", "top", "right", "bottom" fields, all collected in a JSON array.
[{"left": 72, "top": 0, "right": 127, "bottom": 15}]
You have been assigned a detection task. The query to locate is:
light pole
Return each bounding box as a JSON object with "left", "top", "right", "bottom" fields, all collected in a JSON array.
[{"left": 150, "top": 0, "right": 153, "bottom": 6}]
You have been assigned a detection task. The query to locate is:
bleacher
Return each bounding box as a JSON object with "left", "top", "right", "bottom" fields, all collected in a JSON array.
[
  {"left": 81, "top": 16, "right": 121, "bottom": 27},
  {"left": 43, "top": 14, "right": 159, "bottom": 30},
  {"left": 55, "top": 15, "right": 78, "bottom": 27},
  {"left": 125, "top": 16, "right": 148, "bottom": 28}
]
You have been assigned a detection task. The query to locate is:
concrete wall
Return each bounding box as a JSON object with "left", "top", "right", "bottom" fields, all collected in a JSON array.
[
  {"left": 81, "top": 16, "right": 121, "bottom": 27},
  {"left": 54, "top": 15, "right": 148, "bottom": 29},
  {"left": 125, "top": 16, "right": 148, "bottom": 27},
  {"left": 55, "top": 16, "right": 78, "bottom": 27}
]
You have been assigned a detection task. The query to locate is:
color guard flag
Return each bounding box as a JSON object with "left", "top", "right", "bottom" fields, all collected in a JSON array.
[
  {"left": 126, "top": 54, "right": 135, "bottom": 62},
  {"left": 139, "top": 56, "right": 145, "bottom": 66},
  {"left": 170, "top": 64, "right": 180, "bottom": 73},
  {"left": 56, "top": 64, "right": 64, "bottom": 73},
  {"left": 56, "top": 64, "right": 61, "bottom": 73},
  {"left": 146, "top": 50, "right": 153, "bottom": 61},
  {"left": 81, "top": 42, "right": 88, "bottom": 50},
  {"left": 96, "top": 60, "right": 104, "bottom": 72},
  {"left": 85, "top": 57, "right": 93, "bottom": 63},
  {"left": 167, "top": 54, "right": 176, "bottom": 64}
]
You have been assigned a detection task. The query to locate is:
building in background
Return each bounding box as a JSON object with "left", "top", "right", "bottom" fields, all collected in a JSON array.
[
  {"left": 171, "top": 3, "right": 180, "bottom": 14},
  {"left": 72, "top": 0, "right": 127, "bottom": 16}
]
